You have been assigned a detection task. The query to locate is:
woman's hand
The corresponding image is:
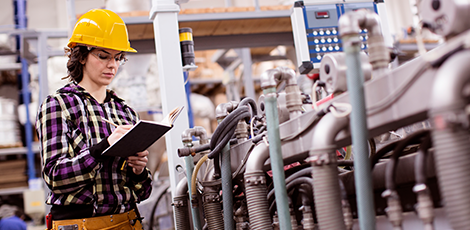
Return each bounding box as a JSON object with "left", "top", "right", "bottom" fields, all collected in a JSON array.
[
  {"left": 127, "top": 150, "right": 149, "bottom": 175},
  {"left": 107, "top": 125, "right": 133, "bottom": 145}
]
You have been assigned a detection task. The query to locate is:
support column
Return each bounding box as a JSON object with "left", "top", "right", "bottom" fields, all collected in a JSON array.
[
  {"left": 235, "top": 48, "right": 255, "bottom": 100},
  {"left": 150, "top": 0, "right": 189, "bottom": 215}
]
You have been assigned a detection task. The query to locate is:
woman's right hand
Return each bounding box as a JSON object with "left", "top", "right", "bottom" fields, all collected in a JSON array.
[{"left": 107, "top": 125, "right": 133, "bottom": 145}]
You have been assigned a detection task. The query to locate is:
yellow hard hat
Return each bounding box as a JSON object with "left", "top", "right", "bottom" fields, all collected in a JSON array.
[{"left": 67, "top": 9, "right": 137, "bottom": 52}]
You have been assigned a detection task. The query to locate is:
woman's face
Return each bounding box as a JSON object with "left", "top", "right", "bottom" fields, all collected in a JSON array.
[{"left": 81, "top": 48, "right": 124, "bottom": 88}]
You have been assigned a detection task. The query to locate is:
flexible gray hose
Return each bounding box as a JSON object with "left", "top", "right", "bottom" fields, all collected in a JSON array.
[
  {"left": 244, "top": 171, "right": 273, "bottom": 230},
  {"left": 173, "top": 177, "right": 190, "bottom": 230},
  {"left": 310, "top": 113, "right": 348, "bottom": 230},
  {"left": 174, "top": 195, "right": 191, "bottom": 230},
  {"left": 429, "top": 50, "right": 470, "bottom": 230},
  {"left": 203, "top": 189, "right": 224, "bottom": 230},
  {"left": 312, "top": 153, "right": 345, "bottom": 230},
  {"left": 431, "top": 127, "right": 470, "bottom": 229},
  {"left": 245, "top": 142, "right": 273, "bottom": 230}
]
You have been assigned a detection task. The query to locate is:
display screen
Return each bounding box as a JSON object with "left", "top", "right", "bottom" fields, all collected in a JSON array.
[{"left": 315, "top": 11, "right": 329, "bottom": 19}]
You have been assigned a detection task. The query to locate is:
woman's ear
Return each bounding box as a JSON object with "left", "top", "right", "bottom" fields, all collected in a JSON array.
[{"left": 80, "top": 57, "right": 86, "bottom": 65}]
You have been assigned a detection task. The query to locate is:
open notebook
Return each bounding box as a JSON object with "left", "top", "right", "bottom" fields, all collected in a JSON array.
[{"left": 102, "top": 106, "right": 184, "bottom": 157}]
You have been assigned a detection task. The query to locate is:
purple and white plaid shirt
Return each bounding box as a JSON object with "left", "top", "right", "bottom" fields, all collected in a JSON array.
[{"left": 36, "top": 82, "right": 152, "bottom": 215}]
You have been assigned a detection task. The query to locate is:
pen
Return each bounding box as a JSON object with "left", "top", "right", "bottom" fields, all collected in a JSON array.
[
  {"left": 102, "top": 118, "right": 127, "bottom": 169},
  {"left": 102, "top": 118, "right": 118, "bottom": 127}
]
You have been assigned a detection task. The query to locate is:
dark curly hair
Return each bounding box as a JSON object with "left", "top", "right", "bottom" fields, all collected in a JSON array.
[
  {"left": 63, "top": 46, "right": 127, "bottom": 83},
  {"left": 64, "top": 46, "right": 91, "bottom": 83}
]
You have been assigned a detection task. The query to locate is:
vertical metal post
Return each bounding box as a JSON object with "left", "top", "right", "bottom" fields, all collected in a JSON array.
[
  {"left": 183, "top": 71, "right": 194, "bottom": 128},
  {"left": 263, "top": 86, "right": 292, "bottom": 230},
  {"left": 65, "top": 0, "right": 77, "bottom": 36},
  {"left": 235, "top": 48, "right": 255, "bottom": 100},
  {"left": 37, "top": 33, "right": 49, "bottom": 103},
  {"left": 16, "top": 0, "right": 36, "bottom": 181},
  {"left": 344, "top": 43, "right": 376, "bottom": 230},
  {"left": 150, "top": 2, "right": 190, "bottom": 229},
  {"left": 254, "top": 0, "right": 260, "bottom": 12},
  {"left": 184, "top": 155, "right": 202, "bottom": 230}
]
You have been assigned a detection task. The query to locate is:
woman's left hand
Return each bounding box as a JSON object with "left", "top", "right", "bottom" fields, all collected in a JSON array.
[{"left": 127, "top": 150, "right": 149, "bottom": 175}]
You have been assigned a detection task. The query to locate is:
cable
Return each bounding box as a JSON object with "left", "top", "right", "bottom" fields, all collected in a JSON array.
[
  {"left": 269, "top": 177, "right": 314, "bottom": 214},
  {"left": 330, "top": 102, "right": 352, "bottom": 118},
  {"left": 191, "top": 154, "right": 209, "bottom": 201},
  {"left": 208, "top": 106, "right": 251, "bottom": 159},
  {"left": 239, "top": 97, "right": 258, "bottom": 117},
  {"left": 267, "top": 167, "right": 312, "bottom": 204},
  {"left": 385, "top": 129, "right": 430, "bottom": 191},
  {"left": 414, "top": 132, "right": 432, "bottom": 186},
  {"left": 200, "top": 142, "right": 257, "bottom": 187},
  {"left": 311, "top": 80, "right": 326, "bottom": 112},
  {"left": 370, "top": 139, "right": 400, "bottom": 170}
]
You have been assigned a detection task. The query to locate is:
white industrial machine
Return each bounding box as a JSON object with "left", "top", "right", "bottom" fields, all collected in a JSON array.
[{"left": 146, "top": 0, "right": 470, "bottom": 230}]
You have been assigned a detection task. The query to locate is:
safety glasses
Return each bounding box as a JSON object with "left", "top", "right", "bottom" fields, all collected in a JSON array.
[{"left": 90, "top": 49, "right": 128, "bottom": 66}]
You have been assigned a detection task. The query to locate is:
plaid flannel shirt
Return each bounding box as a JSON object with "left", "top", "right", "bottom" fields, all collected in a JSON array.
[{"left": 36, "top": 82, "right": 152, "bottom": 215}]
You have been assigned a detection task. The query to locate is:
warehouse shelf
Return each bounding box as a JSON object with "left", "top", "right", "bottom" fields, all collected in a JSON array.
[
  {"left": 0, "top": 186, "right": 29, "bottom": 196},
  {"left": 0, "top": 142, "right": 40, "bottom": 156},
  {"left": 113, "top": 6, "right": 294, "bottom": 53},
  {"left": 0, "top": 62, "right": 22, "bottom": 71}
]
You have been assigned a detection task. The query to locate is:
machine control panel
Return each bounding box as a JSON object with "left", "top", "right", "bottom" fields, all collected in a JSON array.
[
  {"left": 291, "top": 1, "right": 380, "bottom": 74},
  {"left": 304, "top": 4, "right": 342, "bottom": 63}
]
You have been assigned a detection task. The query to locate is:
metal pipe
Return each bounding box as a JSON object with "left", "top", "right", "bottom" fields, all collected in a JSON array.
[
  {"left": 174, "top": 177, "right": 191, "bottom": 230},
  {"left": 429, "top": 50, "right": 470, "bottom": 230},
  {"left": 215, "top": 103, "right": 238, "bottom": 230},
  {"left": 244, "top": 142, "right": 273, "bottom": 230},
  {"left": 181, "top": 126, "right": 209, "bottom": 230},
  {"left": 309, "top": 113, "right": 348, "bottom": 230},
  {"left": 339, "top": 9, "right": 381, "bottom": 230},
  {"left": 221, "top": 142, "right": 234, "bottom": 230},
  {"left": 181, "top": 126, "right": 210, "bottom": 145},
  {"left": 339, "top": 9, "right": 390, "bottom": 77},
  {"left": 261, "top": 68, "right": 292, "bottom": 230},
  {"left": 277, "top": 67, "right": 303, "bottom": 118}
]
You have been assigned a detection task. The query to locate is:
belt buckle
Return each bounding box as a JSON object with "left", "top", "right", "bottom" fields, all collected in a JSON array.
[{"left": 58, "top": 224, "right": 79, "bottom": 230}]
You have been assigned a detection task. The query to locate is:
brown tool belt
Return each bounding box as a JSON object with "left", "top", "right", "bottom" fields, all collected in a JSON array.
[{"left": 51, "top": 209, "right": 142, "bottom": 230}]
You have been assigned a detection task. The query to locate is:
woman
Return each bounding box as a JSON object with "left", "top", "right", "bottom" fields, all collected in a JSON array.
[{"left": 36, "top": 9, "right": 151, "bottom": 230}]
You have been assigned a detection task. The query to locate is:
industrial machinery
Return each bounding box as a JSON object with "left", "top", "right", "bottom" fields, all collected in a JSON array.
[{"left": 161, "top": 0, "right": 470, "bottom": 229}]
